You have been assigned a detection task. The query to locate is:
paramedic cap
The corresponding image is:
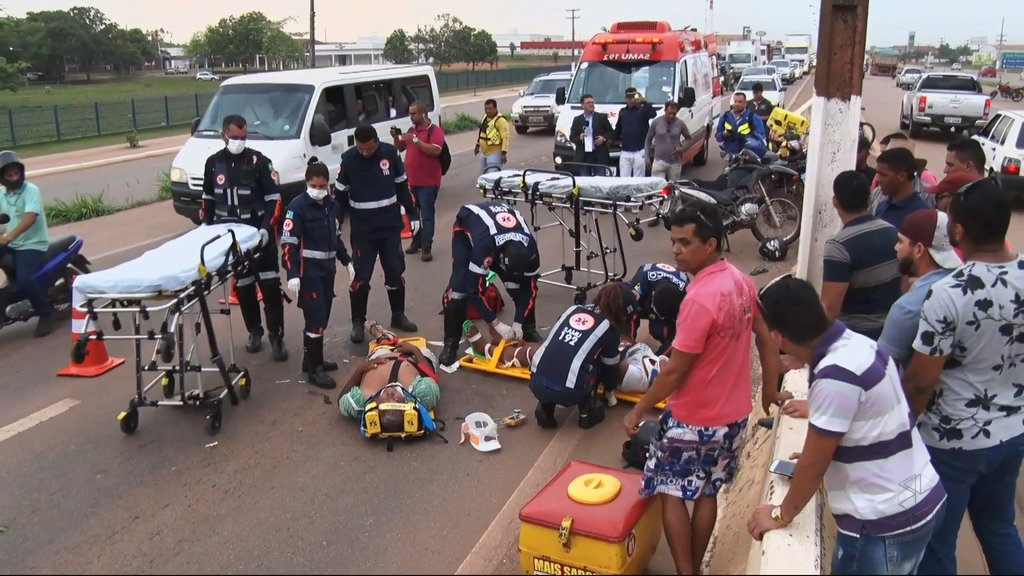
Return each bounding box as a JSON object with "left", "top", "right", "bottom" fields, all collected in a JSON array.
[
  {"left": 461, "top": 412, "right": 501, "bottom": 452},
  {"left": 899, "top": 209, "right": 963, "bottom": 270}
]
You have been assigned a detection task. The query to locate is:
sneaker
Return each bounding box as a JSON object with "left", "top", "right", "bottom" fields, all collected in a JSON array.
[
  {"left": 365, "top": 320, "right": 396, "bottom": 343},
  {"left": 33, "top": 315, "right": 54, "bottom": 338},
  {"left": 604, "top": 388, "right": 618, "bottom": 407}
]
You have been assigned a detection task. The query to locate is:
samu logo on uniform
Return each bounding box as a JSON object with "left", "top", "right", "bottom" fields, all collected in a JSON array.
[{"left": 379, "top": 158, "right": 391, "bottom": 176}]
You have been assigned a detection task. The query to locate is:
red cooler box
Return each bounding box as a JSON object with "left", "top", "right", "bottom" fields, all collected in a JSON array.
[{"left": 518, "top": 460, "right": 662, "bottom": 575}]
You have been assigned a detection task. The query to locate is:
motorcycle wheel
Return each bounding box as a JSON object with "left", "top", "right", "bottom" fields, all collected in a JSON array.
[
  {"left": 1013, "top": 90, "right": 1024, "bottom": 103},
  {"left": 751, "top": 194, "right": 801, "bottom": 245}
]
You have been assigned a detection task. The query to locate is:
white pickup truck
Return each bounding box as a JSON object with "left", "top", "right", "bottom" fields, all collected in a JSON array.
[{"left": 899, "top": 72, "right": 992, "bottom": 138}]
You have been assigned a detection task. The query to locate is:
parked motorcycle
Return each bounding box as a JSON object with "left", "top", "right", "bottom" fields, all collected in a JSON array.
[
  {"left": 765, "top": 130, "right": 807, "bottom": 202},
  {"left": 664, "top": 149, "right": 803, "bottom": 246},
  {"left": 0, "top": 213, "right": 92, "bottom": 328},
  {"left": 989, "top": 82, "right": 1024, "bottom": 102}
]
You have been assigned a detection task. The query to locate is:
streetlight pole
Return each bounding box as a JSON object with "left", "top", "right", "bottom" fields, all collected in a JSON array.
[
  {"left": 309, "top": 0, "right": 316, "bottom": 69},
  {"left": 566, "top": 9, "right": 580, "bottom": 70}
]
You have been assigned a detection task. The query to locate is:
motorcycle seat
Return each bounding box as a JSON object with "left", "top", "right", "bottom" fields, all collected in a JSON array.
[
  {"left": 676, "top": 182, "right": 735, "bottom": 205},
  {"left": 762, "top": 151, "right": 781, "bottom": 163},
  {"left": 43, "top": 236, "right": 78, "bottom": 263}
]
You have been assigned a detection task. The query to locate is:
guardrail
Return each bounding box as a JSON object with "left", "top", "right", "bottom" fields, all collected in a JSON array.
[{"left": 0, "top": 65, "right": 565, "bottom": 148}]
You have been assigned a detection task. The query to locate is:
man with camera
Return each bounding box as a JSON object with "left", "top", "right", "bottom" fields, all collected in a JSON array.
[{"left": 391, "top": 101, "right": 445, "bottom": 262}]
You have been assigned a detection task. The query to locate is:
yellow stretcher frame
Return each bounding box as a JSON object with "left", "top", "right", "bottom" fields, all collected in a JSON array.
[{"left": 457, "top": 339, "right": 668, "bottom": 410}]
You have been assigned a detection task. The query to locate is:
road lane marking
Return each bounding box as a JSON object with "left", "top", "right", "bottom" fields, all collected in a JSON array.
[
  {"left": 0, "top": 398, "right": 81, "bottom": 444},
  {"left": 91, "top": 231, "right": 186, "bottom": 260}
]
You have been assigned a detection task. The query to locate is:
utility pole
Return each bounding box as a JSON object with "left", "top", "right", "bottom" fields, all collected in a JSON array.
[
  {"left": 997, "top": 16, "right": 1005, "bottom": 75},
  {"left": 793, "top": 0, "right": 871, "bottom": 291},
  {"left": 309, "top": 0, "right": 316, "bottom": 69},
  {"left": 566, "top": 9, "right": 580, "bottom": 70}
]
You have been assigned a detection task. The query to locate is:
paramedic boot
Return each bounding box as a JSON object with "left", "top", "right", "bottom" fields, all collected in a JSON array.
[
  {"left": 387, "top": 285, "right": 418, "bottom": 333},
  {"left": 578, "top": 395, "right": 606, "bottom": 430},
  {"left": 405, "top": 231, "right": 421, "bottom": 255},
  {"left": 261, "top": 280, "right": 288, "bottom": 362},
  {"left": 521, "top": 308, "right": 543, "bottom": 343},
  {"left": 535, "top": 401, "right": 558, "bottom": 429},
  {"left": 349, "top": 287, "right": 369, "bottom": 343},
  {"left": 438, "top": 299, "right": 469, "bottom": 370},
  {"left": 303, "top": 334, "right": 337, "bottom": 390},
  {"left": 236, "top": 281, "right": 264, "bottom": 352},
  {"left": 245, "top": 328, "right": 264, "bottom": 353}
]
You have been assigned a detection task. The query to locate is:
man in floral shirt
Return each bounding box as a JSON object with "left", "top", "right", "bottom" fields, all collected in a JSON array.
[{"left": 903, "top": 178, "right": 1024, "bottom": 575}]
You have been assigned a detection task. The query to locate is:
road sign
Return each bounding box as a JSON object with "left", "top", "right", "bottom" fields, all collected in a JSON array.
[
  {"left": 756, "top": 30, "right": 766, "bottom": 38},
  {"left": 1002, "top": 51, "right": 1024, "bottom": 69},
  {"left": 908, "top": 32, "right": 916, "bottom": 50}
]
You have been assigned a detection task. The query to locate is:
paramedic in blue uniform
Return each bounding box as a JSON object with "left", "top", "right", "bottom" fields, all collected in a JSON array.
[
  {"left": 438, "top": 200, "right": 542, "bottom": 371},
  {"left": 336, "top": 125, "right": 420, "bottom": 344},
  {"left": 280, "top": 157, "right": 352, "bottom": 390},
  {"left": 628, "top": 262, "right": 689, "bottom": 355},
  {"left": 201, "top": 114, "right": 288, "bottom": 361},
  {"left": 529, "top": 284, "right": 624, "bottom": 430}
]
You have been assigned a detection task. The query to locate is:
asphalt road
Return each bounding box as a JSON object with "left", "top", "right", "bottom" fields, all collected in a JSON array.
[
  {"left": 30, "top": 89, "right": 527, "bottom": 208},
  {"left": 0, "top": 76, "right": 814, "bottom": 574}
]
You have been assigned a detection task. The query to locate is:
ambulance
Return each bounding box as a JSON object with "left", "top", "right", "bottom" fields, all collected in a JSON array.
[{"left": 552, "top": 21, "right": 722, "bottom": 174}]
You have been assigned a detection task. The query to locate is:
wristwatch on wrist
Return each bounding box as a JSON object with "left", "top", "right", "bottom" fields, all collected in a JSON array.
[
  {"left": 771, "top": 506, "right": 791, "bottom": 527},
  {"left": 412, "top": 136, "right": 420, "bottom": 144}
]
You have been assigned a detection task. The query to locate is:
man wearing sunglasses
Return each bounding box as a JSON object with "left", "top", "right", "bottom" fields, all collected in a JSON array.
[{"left": 622, "top": 200, "right": 784, "bottom": 575}]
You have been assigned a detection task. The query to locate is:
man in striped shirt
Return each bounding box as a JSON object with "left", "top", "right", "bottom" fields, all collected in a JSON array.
[
  {"left": 748, "top": 275, "right": 946, "bottom": 575},
  {"left": 821, "top": 171, "right": 903, "bottom": 340}
]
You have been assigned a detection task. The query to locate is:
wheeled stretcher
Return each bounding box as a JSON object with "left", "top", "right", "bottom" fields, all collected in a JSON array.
[
  {"left": 477, "top": 168, "right": 672, "bottom": 304},
  {"left": 70, "top": 223, "right": 262, "bottom": 436}
]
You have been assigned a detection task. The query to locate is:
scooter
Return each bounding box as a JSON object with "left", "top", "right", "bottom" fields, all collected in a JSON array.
[
  {"left": 665, "top": 148, "right": 803, "bottom": 249},
  {"left": 0, "top": 213, "right": 92, "bottom": 328}
]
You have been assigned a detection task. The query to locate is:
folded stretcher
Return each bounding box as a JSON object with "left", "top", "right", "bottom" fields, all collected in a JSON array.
[
  {"left": 70, "top": 223, "right": 262, "bottom": 436},
  {"left": 477, "top": 168, "right": 672, "bottom": 304}
]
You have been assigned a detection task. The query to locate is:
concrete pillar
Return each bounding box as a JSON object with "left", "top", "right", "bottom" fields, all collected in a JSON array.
[{"left": 795, "top": 0, "right": 871, "bottom": 291}]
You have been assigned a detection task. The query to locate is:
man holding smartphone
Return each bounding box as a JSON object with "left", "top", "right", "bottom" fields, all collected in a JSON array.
[{"left": 392, "top": 101, "right": 445, "bottom": 262}]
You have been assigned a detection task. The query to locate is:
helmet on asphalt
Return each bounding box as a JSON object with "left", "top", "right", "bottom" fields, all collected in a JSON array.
[
  {"left": 0, "top": 150, "right": 25, "bottom": 190},
  {"left": 758, "top": 237, "right": 788, "bottom": 262},
  {"left": 621, "top": 420, "right": 660, "bottom": 470},
  {"left": 498, "top": 241, "right": 537, "bottom": 276}
]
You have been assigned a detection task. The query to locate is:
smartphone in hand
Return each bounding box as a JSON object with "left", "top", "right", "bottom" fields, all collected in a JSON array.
[{"left": 769, "top": 458, "right": 797, "bottom": 478}]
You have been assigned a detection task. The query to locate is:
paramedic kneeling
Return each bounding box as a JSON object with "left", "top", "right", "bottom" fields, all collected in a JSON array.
[
  {"left": 529, "top": 283, "right": 625, "bottom": 430},
  {"left": 438, "top": 201, "right": 541, "bottom": 370},
  {"left": 628, "top": 262, "right": 689, "bottom": 355},
  {"left": 337, "top": 321, "right": 440, "bottom": 419},
  {"left": 201, "top": 114, "right": 288, "bottom": 361},
  {"left": 281, "top": 157, "right": 353, "bottom": 390}
]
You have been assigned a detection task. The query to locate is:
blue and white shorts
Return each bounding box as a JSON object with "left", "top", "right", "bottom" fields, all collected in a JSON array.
[{"left": 639, "top": 410, "right": 748, "bottom": 501}]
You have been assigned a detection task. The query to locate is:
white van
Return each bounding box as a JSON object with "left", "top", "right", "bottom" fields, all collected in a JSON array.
[{"left": 169, "top": 64, "right": 441, "bottom": 223}]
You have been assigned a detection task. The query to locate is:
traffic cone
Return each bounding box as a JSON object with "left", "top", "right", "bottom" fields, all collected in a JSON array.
[
  {"left": 57, "top": 284, "right": 125, "bottom": 378},
  {"left": 219, "top": 278, "right": 264, "bottom": 305},
  {"left": 401, "top": 206, "right": 413, "bottom": 240}
]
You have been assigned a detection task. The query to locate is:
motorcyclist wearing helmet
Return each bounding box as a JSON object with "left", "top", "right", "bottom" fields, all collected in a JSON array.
[
  {"left": 438, "top": 201, "right": 542, "bottom": 371},
  {"left": 0, "top": 150, "right": 53, "bottom": 337},
  {"left": 715, "top": 92, "right": 768, "bottom": 158}
]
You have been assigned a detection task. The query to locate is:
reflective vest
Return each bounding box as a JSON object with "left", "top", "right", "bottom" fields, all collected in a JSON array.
[{"left": 723, "top": 111, "right": 755, "bottom": 136}]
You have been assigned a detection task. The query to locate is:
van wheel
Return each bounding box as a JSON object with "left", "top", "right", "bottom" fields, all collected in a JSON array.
[{"left": 693, "top": 130, "right": 710, "bottom": 167}]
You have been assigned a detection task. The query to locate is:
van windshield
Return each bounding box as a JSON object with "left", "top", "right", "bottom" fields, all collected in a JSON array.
[
  {"left": 195, "top": 83, "right": 316, "bottom": 140},
  {"left": 526, "top": 77, "right": 570, "bottom": 95},
  {"left": 727, "top": 53, "right": 753, "bottom": 64},
  {"left": 567, "top": 60, "right": 675, "bottom": 104}
]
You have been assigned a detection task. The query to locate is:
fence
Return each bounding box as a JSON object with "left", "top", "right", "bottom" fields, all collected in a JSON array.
[{"left": 0, "top": 65, "right": 566, "bottom": 148}]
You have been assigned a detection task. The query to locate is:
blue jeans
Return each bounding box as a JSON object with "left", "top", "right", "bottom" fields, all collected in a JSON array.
[
  {"left": 918, "top": 434, "right": 1024, "bottom": 575},
  {"left": 410, "top": 185, "right": 439, "bottom": 250},
  {"left": 0, "top": 245, "right": 51, "bottom": 318},
  {"left": 832, "top": 502, "right": 945, "bottom": 575},
  {"left": 479, "top": 152, "right": 502, "bottom": 174}
]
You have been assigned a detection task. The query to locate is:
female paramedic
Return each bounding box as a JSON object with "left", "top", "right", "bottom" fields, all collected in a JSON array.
[{"left": 280, "top": 157, "right": 353, "bottom": 390}]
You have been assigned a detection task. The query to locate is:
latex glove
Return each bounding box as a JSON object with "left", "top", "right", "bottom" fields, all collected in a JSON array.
[
  {"left": 287, "top": 278, "right": 301, "bottom": 298},
  {"left": 510, "top": 322, "right": 524, "bottom": 341},
  {"left": 409, "top": 219, "right": 421, "bottom": 235},
  {"left": 345, "top": 263, "right": 356, "bottom": 283},
  {"left": 491, "top": 320, "right": 515, "bottom": 341},
  {"left": 258, "top": 228, "right": 270, "bottom": 247}
]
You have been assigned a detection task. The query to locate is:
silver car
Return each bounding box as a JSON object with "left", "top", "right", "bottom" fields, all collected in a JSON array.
[
  {"left": 769, "top": 60, "right": 796, "bottom": 84},
  {"left": 897, "top": 66, "right": 922, "bottom": 89}
]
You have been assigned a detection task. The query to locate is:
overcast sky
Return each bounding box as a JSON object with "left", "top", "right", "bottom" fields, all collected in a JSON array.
[{"left": 2, "top": 0, "right": 1019, "bottom": 49}]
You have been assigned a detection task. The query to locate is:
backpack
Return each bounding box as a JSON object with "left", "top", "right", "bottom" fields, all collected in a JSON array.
[
  {"left": 427, "top": 124, "right": 452, "bottom": 176},
  {"left": 359, "top": 359, "right": 448, "bottom": 452}
]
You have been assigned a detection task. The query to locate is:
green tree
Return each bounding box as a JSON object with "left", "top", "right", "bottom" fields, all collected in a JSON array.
[
  {"left": 190, "top": 12, "right": 303, "bottom": 71},
  {"left": 103, "top": 25, "right": 155, "bottom": 74},
  {"left": 0, "top": 55, "right": 29, "bottom": 92},
  {"left": 415, "top": 13, "right": 465, "bottom": 69},
  {"left": 21, "top": 11, "right": 81, "bottom": 81},
  {"left": 67, "top": 6, "right": 111, "bottom": 81},
  {"left": 465, "top": 29, "right": 498, "bottom": 71},
  {"left": 383, "top": 28, "right": 416, "bottom": 64}
]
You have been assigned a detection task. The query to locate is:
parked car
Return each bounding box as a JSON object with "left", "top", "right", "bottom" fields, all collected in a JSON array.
[
  {"left": 196, "top": 71, "right": 220, "bottom": 81},
  {"left": 510, "top": 70, "right": 572, "bottom": 134},
  {"left": 972, "top": 110, "right": 1024, "bottom": 196},
  {"left": 896, "top": 66, "right": 923, "bottom": 89},
  {"left": 899, "top": 72, "right": 992, "bottom": 138},
  {"left": 980, "top": 66, "right": 997, "bottom": 78}
]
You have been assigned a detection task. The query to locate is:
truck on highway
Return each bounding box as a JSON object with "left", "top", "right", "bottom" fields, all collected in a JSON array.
[
  {"left": 899, "top": 72, "right": 992, "bottom": 138},
  {"left": 868, "top": 48, "right": 901, "bottom": 76},
  {"left": 167, "top": 64, "right": 441, "bottom": 224},
  {"left": 725, "top": 39, "right": 762, "bottom": 72},
  {"left": 783, "top": 34, "right": 812, "bottom": 73},
  {"left": 551, "top": 20, "right": 721, "bottom": 173}
]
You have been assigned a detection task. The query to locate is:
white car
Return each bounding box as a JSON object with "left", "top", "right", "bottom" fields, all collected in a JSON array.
[
  {"left": 735, "top": 75, "right": 785, "bottom": 108},
  {"left": 972, "top": 110, "right": 1024, "bottom": 197},
  {"left": 769, "top": 60, "right": 796, "bottom": 84},
  {"left": 951, "top": 62, "right": 963, "bottom": 71},
  {"left": 196, "top": 71, "right": 221, "bottom": 81},
  {"left": 511, "top": 70, "right": 572, "bottom": 134},
  {"left": 896, "top": 66, "right": 923, "bottom": 89}
]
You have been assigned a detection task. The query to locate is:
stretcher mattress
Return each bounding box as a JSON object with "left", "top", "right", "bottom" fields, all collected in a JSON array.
[
  {"left": 73, "top": 223, "right": 261, "bottom": 298},
  {"left": 477, "top": 170, "right": 668, "bottom": 201}
]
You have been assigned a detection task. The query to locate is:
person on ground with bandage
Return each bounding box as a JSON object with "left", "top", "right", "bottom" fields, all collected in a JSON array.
[
  {"left": 437, "top": 201, "right": 542, "bottom": 371},
  {"left": 337, "top": 321, "right": 440, "bottom": 420},
  {"left": 280, "top": 157, "right": 352, "bottom": 389}
]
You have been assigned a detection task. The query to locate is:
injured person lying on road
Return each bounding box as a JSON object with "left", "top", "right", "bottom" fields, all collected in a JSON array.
[{"left": 337, "top": 321, "right": 441, "bottom": 419}]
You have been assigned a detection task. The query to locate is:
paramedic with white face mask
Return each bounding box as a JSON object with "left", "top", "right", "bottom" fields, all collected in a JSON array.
[{"left": 280, "top": 157, "right": 353, "bottom": 390}]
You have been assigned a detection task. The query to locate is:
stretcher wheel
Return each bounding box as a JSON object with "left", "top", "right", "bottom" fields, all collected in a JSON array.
[
  {"left": 238, "top": 370, "right": 251, "bottom": 400},
  {"left": 161, "top": 372, "right": 176, "bottom": 399},
  {"left": 628, "top": 225, "right": 644, "bottom": 242},
  {"left": 205, "top": 407, "right": 222, "bottom": 435},
  {"left": 71, "top": 339, "right": 88, "bottom": 364},
  {"left": 118, "top": 408, "right": 139, "bottom": 435},
  {"left": 158, "top": 333, "right": 175, "bottom": 363}
]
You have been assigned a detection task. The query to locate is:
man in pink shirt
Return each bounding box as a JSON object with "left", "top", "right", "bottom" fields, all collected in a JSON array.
[
  {"left": 623, "top": 200, "right": 784, "bottom": 575},
  {"left": 392, "top": 101, "right": 446, "bottom": 262}
]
